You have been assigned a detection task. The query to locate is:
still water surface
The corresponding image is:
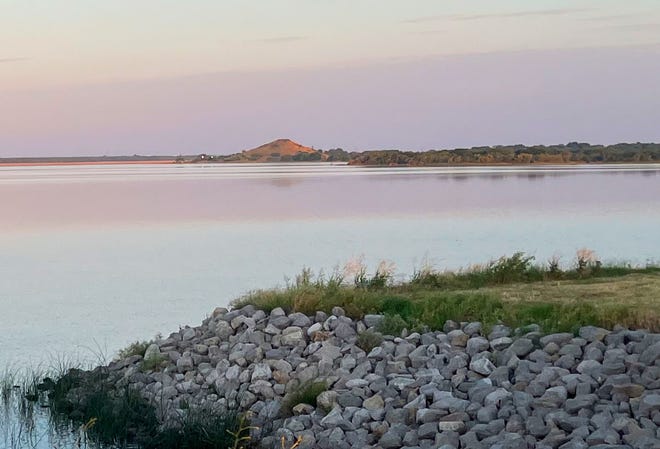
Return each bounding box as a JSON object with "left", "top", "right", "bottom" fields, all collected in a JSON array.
[{"left": 1, "top": 163, "right": 659, "bottom": 368}]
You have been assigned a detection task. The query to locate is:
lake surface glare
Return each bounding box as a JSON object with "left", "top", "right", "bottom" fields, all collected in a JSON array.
[{"left": 1, "top": 163, "right": 659, "bottom": 368}]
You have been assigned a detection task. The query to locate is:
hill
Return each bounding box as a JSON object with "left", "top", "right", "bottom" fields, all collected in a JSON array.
[{"left": 225, "top": 139, "right": 323, "bottom": 162}]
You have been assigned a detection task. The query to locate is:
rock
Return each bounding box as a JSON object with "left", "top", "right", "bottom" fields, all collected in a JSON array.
[
  {"left": 638, "top": 393, "right": 660, "bottom": 417},
  {"left": 363, "top": 394, "right": 385, "bottom": 411},
  {"left": 144, "top": 343, "right": 161, "bottom": 360},
  {"left": 467, "top": 337, "right": 490, "bottom": 356},
  {"left": 579, "top": 326, "right": 610, "bottom": 342},
  {"left": 306, "top": 322, "right": 323, "bottom": 337},
  {"left": 509, "top": 338, "right": 534, "bottom": 357},
  {"left": 448, "top": 330, "right": 469, "bottom": 347},
  {"left": 540, "top": 333, "right": 573, "bottom": 347},
  {"left": 438, "top": 421, "right": 466, "bottom": 432},
  {"left": 565, "top": 394, "right": 598, "bottom": 413},
  {"left": 639, "top": 342, "right": 660, "bottom": 365},
  {"left": 491, "top": 337, "right": 513, "bottom": 351},
  {"left": 470, "top": 358, "right": 496, "bottom": 376},
  {"left": 251, "top": 363, "right": 272, "bottom": 381},
  {"left": 334, "top": 322, "right": 356, "bottom": 340},
  {"left": 364, "top": 314, "right": 385, "bottom": 328},
  {"left": 281, "top": 327, "right": 305, "bottom": 345},
  {"left": 484, "top": 388, "right": 512, "bottom": 407},
  {"left": 320, "top": 407, "right": 354, "bottom": 430},
  {"left": 331, "top": 306, "right": 345, "bottom": 317}
]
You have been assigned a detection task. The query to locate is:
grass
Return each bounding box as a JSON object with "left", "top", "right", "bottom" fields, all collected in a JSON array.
[
  {"left": 282, "top": 381, "right": 327, "bottom": 415},
  {"left": 141, "top": 354, "right": 168, "bottom": 372},
  {"left": 45, "top": 367, "right": 247, "bottom": 449},
  {"left": 356, "top": 330, "right": 384, "bottom": 353},
  {"left": 233, "top": 253, "right": 660, "bottom": 333},
  {"left": 117, "top": 340, "right": 151, "bottom": 359}
]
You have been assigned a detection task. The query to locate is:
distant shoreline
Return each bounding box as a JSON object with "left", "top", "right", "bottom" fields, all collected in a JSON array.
[
  {"left": 0, "top": 160, "right": 177, "bottom": 167},
  {"left": 2, "top": 159, "right": 659, "bottom": 168}
]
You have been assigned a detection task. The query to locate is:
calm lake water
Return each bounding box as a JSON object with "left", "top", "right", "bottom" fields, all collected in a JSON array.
[{"left": 1, "top": 163, "right": 660, "bottom": 369}]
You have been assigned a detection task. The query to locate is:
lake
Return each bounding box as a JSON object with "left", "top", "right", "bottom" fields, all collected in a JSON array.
[{"left": 1, "top": 163, "right": 659, "bottom": 369}]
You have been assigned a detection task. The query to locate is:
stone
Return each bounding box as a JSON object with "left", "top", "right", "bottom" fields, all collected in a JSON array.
[
  {"left": 438, "top": 421, "right": 466, "bottom": 432},
  {"left": 638, "top": 393, "right": 660, "bottom": 417},
  {"left": 251, "top": 363, "right": 272, "bottom": 381},
  {"left": 144, "top": 343, "right": 161, "bottom": 360},
  {"left": 491, "top": 337, "right": 513, "bottom": 351},
  {"left": 509, "top": 338, "right": 534, "bottom": 357},
  {"left": 467, "top": 337, "right": 490, "bottom": 356},
  {"left": 334, "top": 322, "right": 357, "bottom": 340},
  {"left": 565, "top": 394, "right": 598, "bottom": 413},
  {"left": 320, "top": 407, "right": 354, "bottom": 431},
  {"left": 316, "top": 390, "right": 337, "bottom": 410},
  {"left": 470, "top": 358, "right": 496, "bottom": 376},
  {"left": 281, "top": 327, "right": 305, "bottom": 345},
  {"left": 363, "top": 394, "right": 385, "bottom": 411},
  {"left": 579, "top": 326, "right": 610, "bottom": 342},
  {"left": 364, "top": 314, "right": 385, "bottom": 328},
  {"left": 639, "top": 342, "right": 660, "bottom": 365}
]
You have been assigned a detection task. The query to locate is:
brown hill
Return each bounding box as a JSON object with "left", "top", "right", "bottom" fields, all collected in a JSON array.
[{"left": 240, "top": 139, "right": 320, "bottom": 162}]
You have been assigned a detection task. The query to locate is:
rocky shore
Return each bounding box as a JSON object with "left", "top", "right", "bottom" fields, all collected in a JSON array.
[{"left": 62, "top": 305, "right": 659, "bottom": 449}]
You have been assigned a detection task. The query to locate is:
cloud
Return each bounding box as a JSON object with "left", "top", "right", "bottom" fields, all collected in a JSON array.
[
  {"left": 0, "top": 57, "right": 28, "bottom": 63},
  {"left": 605, "top": 23, "right": 660, "bottom": 32},
  {"left": 255, "top": 36, "right": 307, "bottom": 44},
  {"left": 580, "top": 13, "right": 645, "bottom": 22},
  {"left": 402, "top": 8, "right": 592, "bottom": 24}
]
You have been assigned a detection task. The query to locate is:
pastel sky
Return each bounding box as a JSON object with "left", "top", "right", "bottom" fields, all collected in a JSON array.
[{"left": 1, "top": 0, "right": 660, "bottom": 156}]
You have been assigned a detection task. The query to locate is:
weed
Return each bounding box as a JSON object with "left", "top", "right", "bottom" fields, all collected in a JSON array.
[
  {"left": 282, "top": 381, "right": 327, "bottom": 415},
  {"left": 141, "top": 354, "right": 168, "bottom": 372},
  {"left": 356, "top": 330, "right": 383, "bottom": 353},
  {"left": 117, "top": 340, "right": 150, "bottom": 359},
  {"left": 376, "top": 314, "right": 408, "bottom": 337}
]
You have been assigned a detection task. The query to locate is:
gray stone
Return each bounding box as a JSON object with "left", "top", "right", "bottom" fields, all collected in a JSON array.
[
  {"left": 639, "top": 342, "right": 660, "bottom": 365},
  {"left": 334, "top": 322, "right": 356, "bottom": 340},
  {"left": 251, "top": 363, "right": 272, "bottom": 381},
  {"left": 491, "top": 337, "right": 513, "bottom": 351},
  {"left": 509, "top": 338, "right": 534, "bottom": 357},
  {"left": 638, "top": 393, "right": 660, "bottom": 417},
  {"left": 579, "top": 326, "right": 610, "bottom": 342},
  {"left": 364, "top": 314, "right": 385, "bottom": 328},
  {"left": 281, "top": 326, "right": 305, "bottom": 345},
  {"left": 540, "top": 333, "right": 574, "bottom": 347},
  {"left": 470, "top": 358, "right": 496, "bottom": 376},
  {"left": 467, "top": 337, "right": 490, "bottom": 356},
  {"left": 320, "top": 407, "right": 354, "bottom": 430},
  {"left": 438, "top": 421, "right": 466, "bottom": 432},
  {"left": 363, "top": 394, "right": 385, "bottom": 411}
]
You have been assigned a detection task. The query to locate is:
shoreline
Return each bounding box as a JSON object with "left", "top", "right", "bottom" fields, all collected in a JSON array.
[
  {"left": 0, "top": 160, "right": 177, "bottom": 167},
  {"left": 2, "top": 159, "right": 660, "bottom": 168}
]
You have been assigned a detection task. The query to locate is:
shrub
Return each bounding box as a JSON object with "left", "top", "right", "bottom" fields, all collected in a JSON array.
[
  {"left": 118, "top": 340, "right": 150, "bottom": 359},
  {"left": 376, "top": 314, "right": 408, "bottom": 336},
  {"left": 379, "top": 296, "right": 413, "bottom": 320},
  {"left": 282, "top": 381, "right": 327, "bottom": 415},
  {"left": 356, "top": 330, "right": 383, "bottom": 353},
  {"left": 141, "top": 354, "right": 168, "bottom": 372}
]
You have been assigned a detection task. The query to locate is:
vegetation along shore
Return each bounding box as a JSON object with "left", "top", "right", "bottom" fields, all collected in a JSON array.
[
  {"left": 2, "top": 251, "right": 659, "bottom": 448},
  {"left": 2, "top": 140, "right": 660, "bottom": 166}
]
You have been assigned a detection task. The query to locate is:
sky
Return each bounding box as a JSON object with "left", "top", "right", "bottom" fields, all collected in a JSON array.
[{"left": 1, "top": 0, "right": 660, "bottom": 156}]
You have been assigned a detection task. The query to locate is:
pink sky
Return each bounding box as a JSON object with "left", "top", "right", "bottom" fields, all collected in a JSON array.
[{"left": 1, "top": 1, "right": 659, "bottom": 156}]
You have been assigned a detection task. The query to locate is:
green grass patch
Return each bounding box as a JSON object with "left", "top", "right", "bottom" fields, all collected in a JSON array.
[
  {"left": 233, "top": 253, "right": 660, "bottom": 332},
  {"left": 282, "top": 381, "right": 327, "bottom": 415},
  {"left": 356, "top": 330, "right": 384, "bottom": 353}
]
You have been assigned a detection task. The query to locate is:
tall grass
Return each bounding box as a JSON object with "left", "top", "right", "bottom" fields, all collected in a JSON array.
[{"left": 234, "top": 252, "right": 660, "bottom": 333}]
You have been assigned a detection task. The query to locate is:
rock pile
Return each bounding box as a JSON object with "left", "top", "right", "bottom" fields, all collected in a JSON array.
[{"left": 103, "top": 305, "right": 659, "bottom": 448}]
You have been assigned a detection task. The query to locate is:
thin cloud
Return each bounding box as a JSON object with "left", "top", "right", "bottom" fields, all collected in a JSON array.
[
  {"left": 0, "top": 57, "right": 28, "bottom": 63},
  {"left": 605, "top": 23, "right": 660, "bottom": 31},
  {"left": 255, "top": 36, "right": 307, "bottom": 44},
  {"left": 402, "top": 8, "right": 592, "bottom": 24},
  {"left": 580, "top": 13, "right": 645, "bottom": 22}
]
